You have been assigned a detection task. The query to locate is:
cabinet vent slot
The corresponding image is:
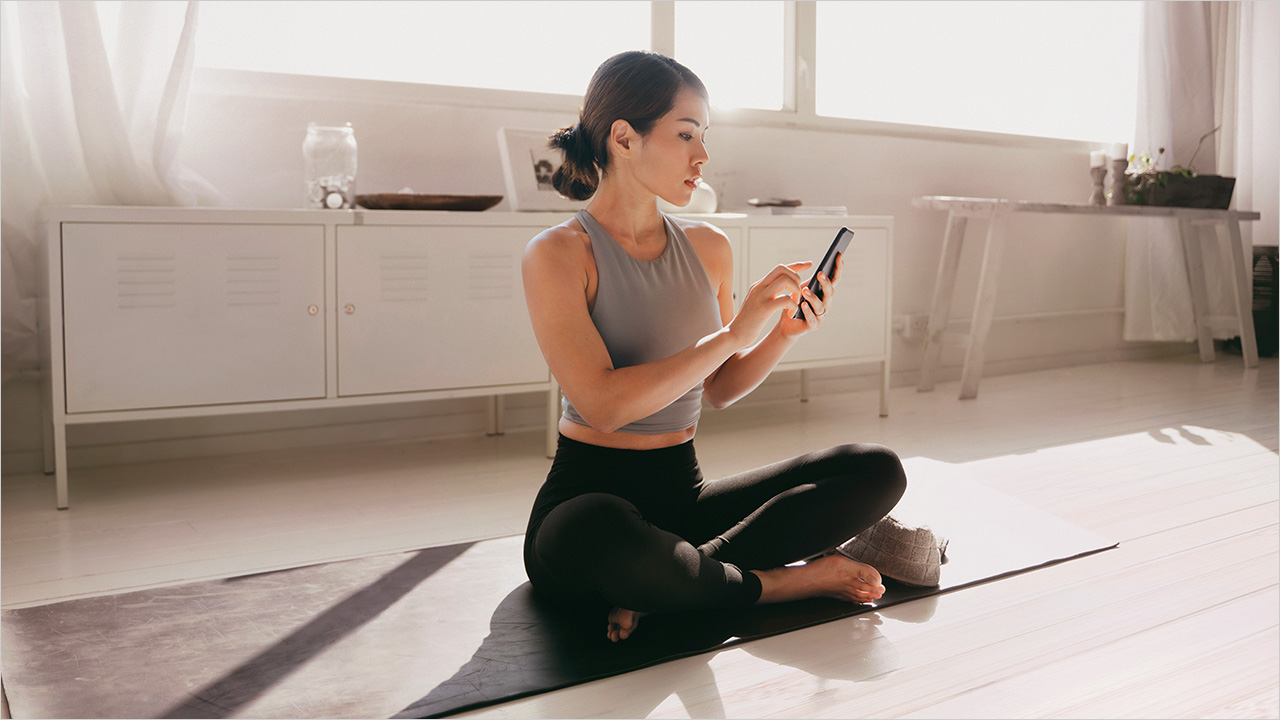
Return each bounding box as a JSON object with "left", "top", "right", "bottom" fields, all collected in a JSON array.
[
  {"left": 117, "top": 253, "right": 176, "bottom": 309},
  {"left": 226, "top": 254, "right": 281, "bottom": 306},
  {"left": 380, "top": 252, "right": 432, "bottom": 303},
  {"left": 468, "top": 252, "right": 515, "bottom": 300}
]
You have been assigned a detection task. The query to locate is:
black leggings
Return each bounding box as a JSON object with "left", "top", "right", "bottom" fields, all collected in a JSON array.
[{"left": 523, "top": 435, "right": 907, "bottom": 614}]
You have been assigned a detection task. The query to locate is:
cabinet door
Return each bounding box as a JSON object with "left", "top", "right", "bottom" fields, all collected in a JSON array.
[
  {"left": 61, "top": 223, "right": 326, "bottom": 412},
  {"left": 746, "top": 225, "right": 888, "bottom": 365},
  {"left": 336, "top": 225, "right": 546, "bottom": 396}
]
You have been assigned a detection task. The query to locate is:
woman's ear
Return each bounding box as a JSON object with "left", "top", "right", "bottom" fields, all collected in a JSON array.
[{"left": 609, "top": 119, "right": 636, "bottom": 160}]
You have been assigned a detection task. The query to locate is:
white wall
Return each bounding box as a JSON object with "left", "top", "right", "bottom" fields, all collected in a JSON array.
[
  {"left": 1248, "top": 1, "right": 1279, "bottom": 248},
  {"left": 9, "top": 36, "right": 1277, "bottom": 474},
  {"left": 172, "top": 70, "right": 1160, "bottom": 368}
]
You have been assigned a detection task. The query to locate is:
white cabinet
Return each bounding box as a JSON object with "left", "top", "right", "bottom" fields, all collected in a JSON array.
[
  {"left": 61, "top": 222, "right": 326, "bottom": 412},
  {"left": 745, "top": 223, "right": 890, "bottom": 366},
  {"left": 335, "top": 225, "right": 544, "bottom": 396},
  {"left": 41, "top": 208, "right": 891, "bottom": 509}
]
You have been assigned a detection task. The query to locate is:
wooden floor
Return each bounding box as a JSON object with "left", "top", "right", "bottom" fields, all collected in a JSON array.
[{"left": 2, "top": 354, "right": 1277, "bottom": 718}]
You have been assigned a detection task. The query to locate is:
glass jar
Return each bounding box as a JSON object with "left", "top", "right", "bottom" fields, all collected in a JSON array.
[{"left": 302, "top": 123, "right": 358, "bottom": 209}]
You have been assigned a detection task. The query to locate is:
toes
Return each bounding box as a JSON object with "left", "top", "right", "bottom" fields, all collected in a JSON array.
[{"left": 607, "top": 608, "right": 639, "bottom": 642}]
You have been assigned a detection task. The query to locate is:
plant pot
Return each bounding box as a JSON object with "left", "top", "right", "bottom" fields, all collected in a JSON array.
[{"left": 1129, "top": 173, "right": 1235, "bottom": 210}]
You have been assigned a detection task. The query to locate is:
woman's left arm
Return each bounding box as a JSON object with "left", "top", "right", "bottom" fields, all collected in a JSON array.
[{"left": 696, "top": 226, "right": 842, "bottom": 409}]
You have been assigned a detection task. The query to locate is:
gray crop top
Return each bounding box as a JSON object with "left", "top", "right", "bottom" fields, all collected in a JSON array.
[{"left": 562, "top": 210, "right": 724, "bottom": 434}]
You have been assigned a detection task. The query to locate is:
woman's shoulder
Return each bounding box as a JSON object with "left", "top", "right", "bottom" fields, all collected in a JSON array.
[
  {"left": 526, "top": 217, "right": 590, "bottom": 261},
  {"left": 666, "top": 215, "right": 733, "bottom": 280},
  {"left": 666, "top": 214, "right": 728, "bottom": 242},
  {"left": 667, "top": 214, "right": 731, "bottom": 260}
]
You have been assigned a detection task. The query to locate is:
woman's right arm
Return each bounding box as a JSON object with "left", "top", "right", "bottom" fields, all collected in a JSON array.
[{"left": 522, "top": 227, "right": 797, "bottom": 433}]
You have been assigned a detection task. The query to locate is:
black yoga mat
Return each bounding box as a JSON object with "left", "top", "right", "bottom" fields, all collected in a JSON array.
[{"left": 1, "top": 468, "right": 1115, "bottom": 719}]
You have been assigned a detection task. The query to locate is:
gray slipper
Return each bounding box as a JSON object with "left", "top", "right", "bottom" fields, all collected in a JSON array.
[{"left": 835, "top": 514, "right": 949, "bottom": 587}]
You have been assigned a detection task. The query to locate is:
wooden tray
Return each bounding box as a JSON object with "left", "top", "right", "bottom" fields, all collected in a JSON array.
[{"left": 355, "top": 194, "right": 503, "bottom": 211}]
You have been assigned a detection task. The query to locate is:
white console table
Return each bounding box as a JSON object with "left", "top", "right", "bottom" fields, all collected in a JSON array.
[
  {"left": 39, "top": 207, "right": 893, "bottom": 509},
  {"left": 913, "top": 196, "right": 1261, "bottom": 400}
]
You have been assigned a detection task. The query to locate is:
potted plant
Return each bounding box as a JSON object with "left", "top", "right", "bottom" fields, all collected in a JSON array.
[{"left": 1125, "top": 126, "right": 1235, "bottom": 209}]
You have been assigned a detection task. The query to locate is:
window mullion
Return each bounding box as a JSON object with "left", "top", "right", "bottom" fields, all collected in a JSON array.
[
  {"left": 791, "top": 0, "right": 817, "bottom": 119},
  {"left": 651, "top": 1, "right": 675, "bottom": 56}
]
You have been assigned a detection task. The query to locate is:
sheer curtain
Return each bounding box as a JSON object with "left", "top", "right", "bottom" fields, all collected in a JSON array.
[
  {"left": 1124, "top": 0, "right": 1256, "bottom": 342},
  {"left": 0, "top": 1, "right": 217, "bottom": 383}
]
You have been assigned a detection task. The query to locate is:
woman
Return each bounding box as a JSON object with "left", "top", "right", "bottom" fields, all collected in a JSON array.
[{"left": 522, "top": 51, "right": 906, "bottom": 643}]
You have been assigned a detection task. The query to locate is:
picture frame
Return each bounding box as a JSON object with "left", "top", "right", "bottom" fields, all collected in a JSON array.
[{"left": 497, "top": 127, "right": 587, "bottom": 212}]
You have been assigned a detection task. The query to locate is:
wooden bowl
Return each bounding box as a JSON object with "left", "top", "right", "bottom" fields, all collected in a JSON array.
[{"left": 355, "top": 194, "right": 503, "bottom": 211}]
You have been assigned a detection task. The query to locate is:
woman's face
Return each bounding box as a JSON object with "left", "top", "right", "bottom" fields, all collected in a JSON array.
[{"left": 631, "top": 86, "right": 711, "bottom": 206}]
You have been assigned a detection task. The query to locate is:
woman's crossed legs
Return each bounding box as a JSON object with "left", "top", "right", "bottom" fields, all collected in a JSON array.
[{"left": 526, "top": 443, "right": 907, "bottom": 641}]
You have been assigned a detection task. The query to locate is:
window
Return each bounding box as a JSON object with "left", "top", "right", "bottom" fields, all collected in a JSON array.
[
  {"left": 190, "top": 0, "right": 1143, "bottom": 144},
  {"left": 194, "top": 1, "right": 650, "bottom": 96},
  {"left": 674, "top": 1, "right": 786, "bottom": 111},
  {"left": 814, "top": 1, "right": 1142, "bottom": 142}
]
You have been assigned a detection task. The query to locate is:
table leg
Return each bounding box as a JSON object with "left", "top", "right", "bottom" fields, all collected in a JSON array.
[
  {"left": 1179, "top": 220, "right": 1216, "bottom": 363},
  {"left": 959, "top": 210, "right": 1008, "bottom": 400},
  {"left": 918, "top": 211, "right": 968, "bottom": 392},
  {"left": 1219, "top": 217, "right": 1259, "bottom": 368}
]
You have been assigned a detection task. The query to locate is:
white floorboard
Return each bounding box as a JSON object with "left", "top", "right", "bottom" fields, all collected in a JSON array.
[{"left": 2, "top": 354, "right": 1276, "bottom": 719}]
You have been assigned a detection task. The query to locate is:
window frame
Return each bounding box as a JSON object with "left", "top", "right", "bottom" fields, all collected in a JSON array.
[{"left": 192, "top": 1, "right": 1108, "bottom": 152}]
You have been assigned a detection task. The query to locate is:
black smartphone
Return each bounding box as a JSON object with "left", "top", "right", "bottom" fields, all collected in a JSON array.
[{"left": 794, "top": 227, "right": 854, "bottom": 319}]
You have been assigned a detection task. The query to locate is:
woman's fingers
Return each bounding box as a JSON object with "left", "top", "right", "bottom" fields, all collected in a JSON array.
[
  {"left": 801, "top": 288, "right": 824, "bottom": 320},
  {"left": 762, "top": 274, "right": 802, "bottom": 312},
  {"left": 817, "top": 269, "right": 835, "bottom": 305}
]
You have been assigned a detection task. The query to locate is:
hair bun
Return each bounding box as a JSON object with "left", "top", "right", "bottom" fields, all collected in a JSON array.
[
  {"left": 549, "top": 122, "right": 598, "bottom": 201},
  {"left": 549, "top": 124, "right": 580, "bottom": 151}
]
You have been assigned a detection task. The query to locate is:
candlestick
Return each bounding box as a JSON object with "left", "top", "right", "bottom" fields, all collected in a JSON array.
[
  {"left": 1089, "top": 165, "right": 1107, "bottom": 204},
  {"left": 1107, "top": 157, "right": 1128, "bottom": 206},
  {"left": 1090, "top": 150, "right": 1107, "bottom": 168}
]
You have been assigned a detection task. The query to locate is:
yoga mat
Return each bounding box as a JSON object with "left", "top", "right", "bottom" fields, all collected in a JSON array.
[{"left": 1, "top": 465, "right": 1115, "bottom": 719}]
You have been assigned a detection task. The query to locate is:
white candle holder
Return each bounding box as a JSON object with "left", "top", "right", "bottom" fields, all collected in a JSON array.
[{"left": 1089, "top": 165, "right": 1107, "bottom": 205}]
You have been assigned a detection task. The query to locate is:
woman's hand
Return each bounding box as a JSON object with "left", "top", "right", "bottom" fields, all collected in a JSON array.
[
  {"left": 778, "top": 253, "right": 843, "bottom": 340},
  {"left": 726, "top": 261, "right": 809, "bottom": 348}
]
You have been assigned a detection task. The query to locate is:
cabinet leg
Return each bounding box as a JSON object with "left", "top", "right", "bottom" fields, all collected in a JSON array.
[
  {"left": 546, "top": 379, "right": 560, "bottom": 458},
  {"left": 919, "top": 212, "right": 967, "bottom": 392},
  {"left": 799, "top": 369, "right": 810, "bottom": 402},
  {"left": 54, "top": 420, "right": 69, "bottom": 510},
  {"left": 41, "top": 381, "right": 55, "bottom": 475},
  {"left": 1179, "top": 220, "right": 1216, "bottom": 363},
  {"left": 958, "top": 212, "right": 1007, "bottom": 400},
  {"left": 485, "top": 395, "right": 506, "bottom": 436},
  {"left": 879, "top": 359, "right": 890, "bottom": 417}
]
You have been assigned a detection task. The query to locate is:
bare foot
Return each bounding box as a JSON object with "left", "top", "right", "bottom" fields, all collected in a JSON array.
[
  {"left": 754, "top": 554, "right": 885, "bottom": 605},
  {"left": 607, "top": 607, "right": 643, "bottom": 642},
  {"left": 808, "top": 554, "right": 885, "bottom": 604}
]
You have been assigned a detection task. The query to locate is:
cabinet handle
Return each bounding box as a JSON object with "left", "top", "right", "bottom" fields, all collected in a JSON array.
[
  {"left": 308, "top": 305, "right": 319, "bottom": 316},
  {"left": 345, "top": 304, "right": 355, "bottom": 314}
]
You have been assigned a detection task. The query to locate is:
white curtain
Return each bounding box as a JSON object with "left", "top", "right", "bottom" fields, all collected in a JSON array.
[
  {"left": 0, "top": 1, "right": 218, "bottom": 383},
  {"left": 1124, "top": 1, "right": 1256, "bottom": 342}
]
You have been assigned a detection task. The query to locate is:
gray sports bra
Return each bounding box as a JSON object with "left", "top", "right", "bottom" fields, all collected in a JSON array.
[{"left": 561, "top": 210, "right": 723, "bottom": 434}]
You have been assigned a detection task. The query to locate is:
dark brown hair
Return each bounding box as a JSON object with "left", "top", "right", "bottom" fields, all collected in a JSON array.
[{"left": 548, "top": 51, "right": 708, "bottom": 201}]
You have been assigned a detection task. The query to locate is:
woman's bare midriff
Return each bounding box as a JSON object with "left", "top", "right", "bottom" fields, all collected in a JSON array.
[{"left": 559, "top": 416, "right": 696, "bottom": 450}]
